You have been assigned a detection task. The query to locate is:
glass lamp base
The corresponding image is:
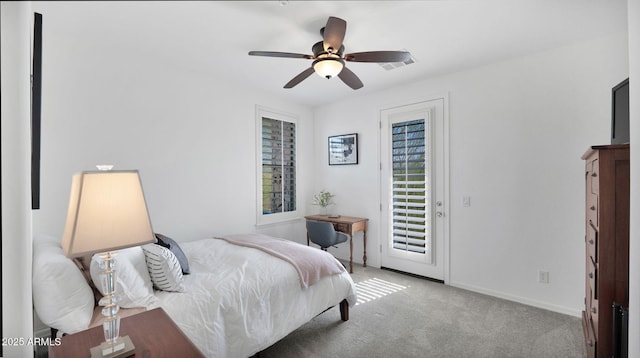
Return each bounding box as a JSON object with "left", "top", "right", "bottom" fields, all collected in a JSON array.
[{"left": 89, "top": 335, "right": 135, "bottom": 358}]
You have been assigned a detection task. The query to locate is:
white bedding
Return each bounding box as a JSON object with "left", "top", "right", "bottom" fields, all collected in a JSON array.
[{"left": 153, "top": 237, "right": 357, "bottom": 357}]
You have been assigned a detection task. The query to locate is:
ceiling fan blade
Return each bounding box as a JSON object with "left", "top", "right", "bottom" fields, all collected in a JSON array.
[
  {"left": 284, "top": 67, "right": 316, "bottom": 88},
  {"left": 344, "top": 51, "right": 412, "bottom": 63},
  {"left": 338, "top": 67, "right": 363, "bottom": 90},
  {"left": 249, "top": 51, "right": 314, "bottom": 59},
  {"left": 323, "top": 17, "right": 347, "bottom": 53}
]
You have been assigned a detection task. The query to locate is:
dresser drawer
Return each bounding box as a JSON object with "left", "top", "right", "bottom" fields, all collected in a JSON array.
[
  {"left": 334, "top": 223, "right": 350, "bottom": 233},
  {"left": 585, "top": 263, "right": 599, "bottom": 340},
  {"left": 586, "top": 193, "right": 598, "bottom": 228},
  {"left": 586, "top": 224, "right": 598, "bottom": 263},
  {"left": 585, "top": 157, "right": 599, "bottom": 229},
  {"left": 586, "top": 159, "right": 594, "bottom": 189},
  {"left": 590, "top": 295, "right": 599, "bottom": 339},
  {"left": 590, "top": 159, "right": 599, "bottom": 195},
  {"left": 582, "top": 311, "right": 596, "bottom": 358},
  {"left": 587, "top": 257, "right": 597, "bottom": 299}
]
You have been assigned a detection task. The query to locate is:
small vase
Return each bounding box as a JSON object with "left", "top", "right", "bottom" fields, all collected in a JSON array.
[{"left": 320, "top": 206, "right": 329, "bottom": 216}]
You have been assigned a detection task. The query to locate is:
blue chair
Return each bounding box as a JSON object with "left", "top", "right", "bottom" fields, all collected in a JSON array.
[{"left": 306, "top": 220, "right": 349, "bottom": 251}]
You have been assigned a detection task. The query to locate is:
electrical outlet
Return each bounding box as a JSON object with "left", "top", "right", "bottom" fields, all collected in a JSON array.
[{"left": 538, "top": 270, "right": 549, "bottom": 284}]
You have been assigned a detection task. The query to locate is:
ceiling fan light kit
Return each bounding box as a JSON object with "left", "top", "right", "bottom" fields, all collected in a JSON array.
[
  {"left": 313, "top": 58, "right": 344, "bottom": 79},
  {"left": 249, "top": 16, "right": 411, "bottom": 90}
]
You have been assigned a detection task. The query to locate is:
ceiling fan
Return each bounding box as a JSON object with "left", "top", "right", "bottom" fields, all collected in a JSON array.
[{"left": 248, "top": 16, "right": 411, "bottom": 90}]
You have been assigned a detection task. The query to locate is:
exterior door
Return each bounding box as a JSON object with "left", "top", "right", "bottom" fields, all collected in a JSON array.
[{"left": 380, "top": 97, "right": 448, "bottom": 281}]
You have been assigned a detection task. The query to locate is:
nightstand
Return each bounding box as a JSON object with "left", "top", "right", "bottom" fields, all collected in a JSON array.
[{"left": 49, "top": 307, "right": 204, "bottom": 357}]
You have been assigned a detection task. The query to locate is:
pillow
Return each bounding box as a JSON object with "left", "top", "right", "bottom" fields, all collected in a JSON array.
[
  {"left": 142, "top": 244, "right": 185, "bottom": 292},
  {"left": 90, "top": 246, "right": 157, "bottom": 308},
  {"left": 32, "top": 235, "right": 94, "bottom": 334},
  {"left": 73, "top": 256, "right": 102, "bottom": 306},
  {"left": 155, "top": 233, "right": 190, "bottom": 274}
]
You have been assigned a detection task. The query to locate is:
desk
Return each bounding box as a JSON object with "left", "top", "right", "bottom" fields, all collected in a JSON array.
[
  {"left": 49, "top": 308, "right": 204, "bottom": 358},
  {"left": 304, "top": 215, "right": 368, "bottom": 273}
]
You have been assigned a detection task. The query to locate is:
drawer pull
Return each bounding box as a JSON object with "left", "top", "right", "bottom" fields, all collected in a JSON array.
[
  {"left": 591, "top": 307, "right": 597, "bottom": 314},
  {"left": 589, "top": 239, "right": 594, "bottom": 245},
  {"left": 590, "top": 205, "right": 596, "bottom": 211},
  {"left": 588, "top": 339, "right": 594, "bottom": 347},
  {"left": 591, "top": 172, "right": 597, "bottom": 178},
  {"left": 588, "top": 272, "right": 594, "bottom": 279}
]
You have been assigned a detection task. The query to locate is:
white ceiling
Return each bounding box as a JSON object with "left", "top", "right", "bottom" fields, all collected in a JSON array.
[{"left": 34, "top": 0, "right": 628, "bottom": 107}]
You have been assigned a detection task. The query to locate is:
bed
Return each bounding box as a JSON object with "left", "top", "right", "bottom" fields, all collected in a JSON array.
[{"left": 32, "top": 233, "right": 357, "bottom": 357}]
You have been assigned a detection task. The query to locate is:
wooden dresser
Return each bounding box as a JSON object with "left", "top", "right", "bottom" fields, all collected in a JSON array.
[{"left": 581, "top": 144, "right": 629, "bottom": 358}]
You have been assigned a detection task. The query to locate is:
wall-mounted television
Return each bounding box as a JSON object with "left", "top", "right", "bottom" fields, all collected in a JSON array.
[{"left": 611, "top": 78, "right": 629, "bottom": 144}]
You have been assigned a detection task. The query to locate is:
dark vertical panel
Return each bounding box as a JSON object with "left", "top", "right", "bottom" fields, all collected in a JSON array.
[
  {"left": 611, "top": 78, "right": 629, "bottom": 144},
  {"left": 31, "top": 12, "right": 42, "bottom": 210}
]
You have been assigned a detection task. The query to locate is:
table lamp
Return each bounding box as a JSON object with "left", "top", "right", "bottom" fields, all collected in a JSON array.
[{"left": 61, "top": 167, "right": 155, "bottom": 358}]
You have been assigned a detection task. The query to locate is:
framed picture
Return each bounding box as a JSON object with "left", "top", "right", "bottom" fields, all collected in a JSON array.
[{"left": 328, "top": 133, "right": 358, "bottom": 165}]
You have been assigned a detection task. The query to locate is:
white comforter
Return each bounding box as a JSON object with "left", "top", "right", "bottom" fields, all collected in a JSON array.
[{"left": 153, "top": 237, "right": 357, "bottom": 357}]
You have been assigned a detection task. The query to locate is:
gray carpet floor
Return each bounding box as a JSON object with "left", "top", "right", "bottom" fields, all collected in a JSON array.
[{"left": 261, "top": 264, "right": 586, "bottom": 358}]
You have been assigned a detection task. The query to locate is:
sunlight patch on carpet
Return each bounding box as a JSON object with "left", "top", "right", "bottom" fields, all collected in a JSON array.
[{"left": 354, "top": 277, "right": 408, "bottom": 306}]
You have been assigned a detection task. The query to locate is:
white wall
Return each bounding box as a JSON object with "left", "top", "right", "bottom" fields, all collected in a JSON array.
[
  {"left": 313, "top": 32, "right": 629, "bottom": 316},
  {"left": 31, "top": 14, "right": 316, "bottom": 244},
  {"left": 1, "top": 2, "right": 35, "bottom": 356},
  {"left": 627, "top": 0, "right": 639, "bottom": 355}
]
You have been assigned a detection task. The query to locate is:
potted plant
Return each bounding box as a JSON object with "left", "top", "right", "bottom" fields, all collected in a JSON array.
[{"left": 312, "top": 190, "right": 335, "bottom": 216}]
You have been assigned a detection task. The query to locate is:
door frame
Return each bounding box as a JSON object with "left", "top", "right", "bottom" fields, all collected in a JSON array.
[{"left": 377, "top": 94, "right": 450, "bottom": 283}]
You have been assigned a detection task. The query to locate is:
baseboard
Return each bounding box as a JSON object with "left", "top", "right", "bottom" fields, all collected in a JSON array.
[{"left": 449, "top": 281, "right": 582, "bottom": 317}]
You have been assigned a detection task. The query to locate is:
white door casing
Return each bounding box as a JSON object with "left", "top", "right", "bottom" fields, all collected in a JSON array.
[{"left": 379, "top": 96, "right": 449, "bottom": 281}]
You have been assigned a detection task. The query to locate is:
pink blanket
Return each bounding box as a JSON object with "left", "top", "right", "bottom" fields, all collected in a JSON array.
[{"left": 216, "top": 234, "right": 345, "bottom": 288}]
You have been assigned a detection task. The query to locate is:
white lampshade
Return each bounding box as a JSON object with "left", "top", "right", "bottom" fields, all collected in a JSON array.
[
  {"left": 61, "top": 170, "right": 155, "bottom": 257},
  {"left": 313, "top": 59, "right": 344, "bottom": 78}
]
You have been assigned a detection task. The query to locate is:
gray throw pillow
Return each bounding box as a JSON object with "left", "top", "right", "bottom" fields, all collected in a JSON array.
[{"left": 154, "top": 233, "right": 190, "bottom": 275}]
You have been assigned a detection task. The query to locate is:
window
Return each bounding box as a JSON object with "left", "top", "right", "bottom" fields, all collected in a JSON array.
[
  {"left": 256, "top": 107, "right": 298, "bottom": 224},
  {"left": 391, "top": 119, "right": 428, "bottom": 254}
]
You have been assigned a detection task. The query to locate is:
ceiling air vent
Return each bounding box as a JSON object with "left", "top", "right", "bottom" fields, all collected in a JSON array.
[{"left": 379, "top": 50, "right": 415, "bottom": 71}]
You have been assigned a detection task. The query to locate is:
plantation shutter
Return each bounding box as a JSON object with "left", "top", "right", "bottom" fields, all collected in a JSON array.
[
  {"left": 392, "top": 119, "right": 428, "bottom": 255},
  {"left": 261, "top": 117, "right": 296, "bottom": 214}
]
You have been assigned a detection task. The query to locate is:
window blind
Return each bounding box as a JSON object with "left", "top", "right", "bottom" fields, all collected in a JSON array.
[
  {"left": 261, "top": 117, "right": 296, "bottom": 215},
  {"left": 391, "top": 119, "right": 428, "bottom": 254}
]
